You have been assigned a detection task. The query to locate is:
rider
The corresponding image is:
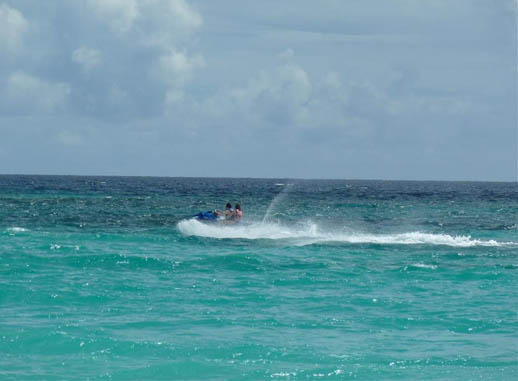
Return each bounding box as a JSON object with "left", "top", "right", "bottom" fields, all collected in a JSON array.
[
  {"left": 214, "top": 202, "right": 233, "bottom": 219},
  {"left": 232, "top": 203, "right": 243, "bottom": 222},
  {"left": 223, "top": 202, "right": 233, "bottom": 220}
]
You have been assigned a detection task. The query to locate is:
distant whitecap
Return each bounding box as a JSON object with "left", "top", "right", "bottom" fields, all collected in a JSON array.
[{"left": 6, "top": 227, "right": 29, "bottom": 233}]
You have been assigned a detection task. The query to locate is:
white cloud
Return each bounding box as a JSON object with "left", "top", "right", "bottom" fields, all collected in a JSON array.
[
  {"left": 238, "top": 64, "right": 310, "bottom": 106},
  {"left": 0, "top": 3, "right": 28, "bottom": 54},
  {"left": 86, "top": 0, "right": 201, "bottom": 46},
  {"left": 135, "top": 0, "right": 202, "bottom": 50},
  {"left": 72, "top": 47, "right": 102, "bottom": 71},
  {"left": 0, "top": 1, "right": 205, "bottom": 120},
  {"left": 158, "top": 50, "right": 205, "bottom": 85},
  {"left": 204, "top": 60, "right": 313, "bottom": 127},
  {"left": 87, "top": 0, "right": 139, "bottom": 34},
  {"left": 80, "top": 0, "right": 204, "bottom": 111},
  {"left": 200, "top": 49, "right": 474, "bottom": 141},
  {"left": 155, "top": 49, "right": 205, "bottom": 105},
  {"left": 4, "top": 72, "right": 71, "bottom": 113},
  {"left": 154, "top": 0, "right": 202, "bottom": 31}
]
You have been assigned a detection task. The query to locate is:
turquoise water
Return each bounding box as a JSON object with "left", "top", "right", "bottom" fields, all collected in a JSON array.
[{"left": 1, "top": 176, "right": 517, "bottom": 380}]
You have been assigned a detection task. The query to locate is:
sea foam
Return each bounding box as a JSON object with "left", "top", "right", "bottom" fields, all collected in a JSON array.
[
  {"left": 6, "top": 227, "right": 29, "bottom": 234},
  {"left": 177, "top": 219, "right": 514, "bottom": 247}
]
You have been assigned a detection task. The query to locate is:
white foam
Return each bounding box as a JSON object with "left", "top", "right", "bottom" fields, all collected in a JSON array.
[
  {"left": 177, "top": 219, "right": 514, "bottom": 247},
  {"left": 330, "top": 231, "right": 506, "bottom": 247},
  {"left": 6, "top": 227, "right": 29, "bottom": 233},
  {"left": 178, "top": 219, "right": 319, "bottom": 240},
  {"left": 409, "top": 263, "right": 438, "bottom": 270}
]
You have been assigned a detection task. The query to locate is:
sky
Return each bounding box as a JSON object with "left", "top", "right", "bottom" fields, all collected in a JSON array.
[{"left": 0, "top": 0, "right": 516, "bottom": 181}]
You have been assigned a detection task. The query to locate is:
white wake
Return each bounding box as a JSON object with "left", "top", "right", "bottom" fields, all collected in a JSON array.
[{"left": 177, "top": 219, "right": 514, "bottom": 247}]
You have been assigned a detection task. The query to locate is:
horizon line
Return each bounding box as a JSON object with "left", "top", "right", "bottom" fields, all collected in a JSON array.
[{"left": 0, "top": 172, "right": 516, "bottom": 184}]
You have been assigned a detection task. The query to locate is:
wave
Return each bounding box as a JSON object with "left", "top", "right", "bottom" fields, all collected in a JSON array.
[
  {"left": 177, "top": 219, "right": 515, "bottom": 247},
  {"left": 5, "top": 227, "right": 29, "bottom": 233},
  {"left": 408, "top": 263, "right": 438, "bottom": 270}
]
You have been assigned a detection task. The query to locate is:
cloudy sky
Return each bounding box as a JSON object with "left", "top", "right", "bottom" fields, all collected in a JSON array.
[{"left": 0, "top": 0, "right": 516, "bottom": 180}]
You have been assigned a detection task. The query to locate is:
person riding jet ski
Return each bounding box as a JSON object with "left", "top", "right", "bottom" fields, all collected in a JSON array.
[
  {"left": 194, "top": 202, "right": 242, "bottom": 224},
  {"left": 214, "top": 203, "right": 233, "bottom": 220}
]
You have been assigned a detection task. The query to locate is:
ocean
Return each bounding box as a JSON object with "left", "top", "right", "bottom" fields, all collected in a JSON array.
[{"left": 1, "top": 175, "right": 516, "bottom": 380}]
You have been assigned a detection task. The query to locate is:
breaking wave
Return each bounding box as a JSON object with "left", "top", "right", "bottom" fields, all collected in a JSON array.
[{"left": 177, "top": 219, "right": 515, "bottom": 247}]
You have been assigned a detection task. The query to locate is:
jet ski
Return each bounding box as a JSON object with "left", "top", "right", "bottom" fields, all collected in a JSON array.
[
  {"left": 194, "top": 210, "right": 220, "bottom": 222},
  {"left": 194, "top": 210, "right": 240, "bottom": 225}
]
